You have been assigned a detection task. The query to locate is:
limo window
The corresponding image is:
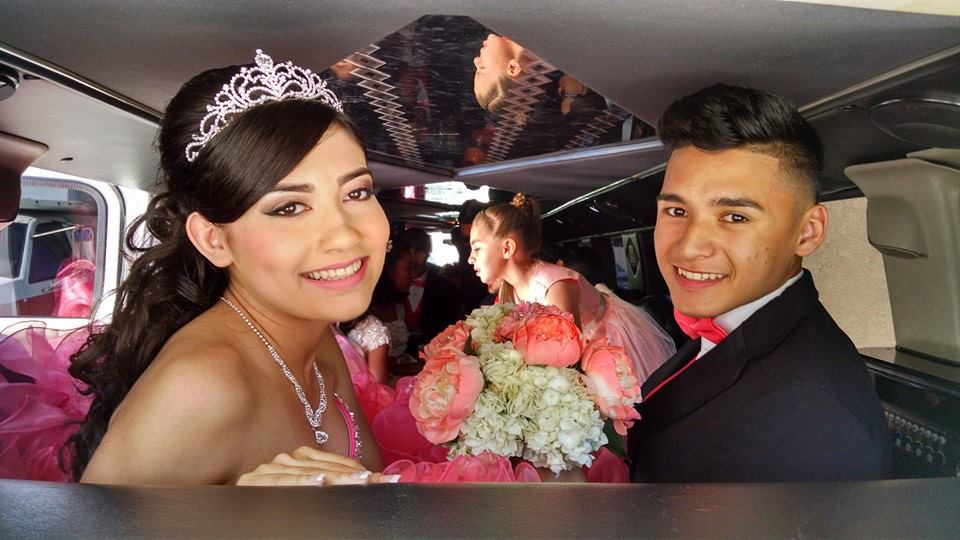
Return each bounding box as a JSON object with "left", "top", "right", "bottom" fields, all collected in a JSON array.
[{"left": 0, "top": 176, "right": 108, "bottom": 319}]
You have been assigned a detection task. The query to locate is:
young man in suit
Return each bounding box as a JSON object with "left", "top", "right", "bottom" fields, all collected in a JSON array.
[
  {"left": 403, "top": 227, "right": 461, "bottom": 354},
  {"left": 629, "top": 84, "right": 891, "bottom": 482}
]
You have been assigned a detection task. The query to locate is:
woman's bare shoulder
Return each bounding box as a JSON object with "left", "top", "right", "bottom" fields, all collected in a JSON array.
[{"left": 82, "top": 318, "right": 256, "bottom": 484}]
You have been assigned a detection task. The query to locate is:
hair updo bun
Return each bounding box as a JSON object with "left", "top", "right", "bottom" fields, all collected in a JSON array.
[
  {"left": 511, "top": 192, "right": 530, "bottom": 210},
  {"left": 472, "top": 192, "right": 542, "bottom": 257}
]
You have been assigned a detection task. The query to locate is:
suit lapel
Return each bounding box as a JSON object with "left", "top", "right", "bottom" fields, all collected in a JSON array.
[
  {"left": 637, "top": 270, "right": 822, "bottom": 426},
  {"left": 641, "top": 338, "right": 700, "bottom": 397},
  {"left": 639, "top": 332, "right": 749, "bottom": 425}
]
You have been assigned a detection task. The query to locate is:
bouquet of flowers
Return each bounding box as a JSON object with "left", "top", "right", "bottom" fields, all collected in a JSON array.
[{"left": 409, "top": 302, "right": 642, "bottom": 474}]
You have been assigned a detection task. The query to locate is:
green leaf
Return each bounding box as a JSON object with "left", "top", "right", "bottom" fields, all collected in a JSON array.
[{"left": 603, "top": 419, "right": 627, "bottom": 460}]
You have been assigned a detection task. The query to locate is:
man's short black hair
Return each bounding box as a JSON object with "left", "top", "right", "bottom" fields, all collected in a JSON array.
[
  {"left": 459, "top": 199, "right": 486, "bottom": 226},
  {"left": 403, "top": 227, "right": 431, "bottom": 255},
  {"left": 658, "top": 84, "right": 824, "bottom": 202}
]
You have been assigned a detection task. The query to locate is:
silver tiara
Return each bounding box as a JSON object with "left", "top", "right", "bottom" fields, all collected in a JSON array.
[{"left": 184, "top": 49, "right": 344, "bottom": 162}]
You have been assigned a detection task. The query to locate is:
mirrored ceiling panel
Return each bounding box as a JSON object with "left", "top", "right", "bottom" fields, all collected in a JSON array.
[{"left": 321, "top": 15, "right": 654, "bottom": 172}]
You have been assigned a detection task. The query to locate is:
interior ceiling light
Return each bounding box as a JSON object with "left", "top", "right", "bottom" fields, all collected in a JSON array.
[{"left": 397, "top": 181, "right": 490, "bottom": 206}]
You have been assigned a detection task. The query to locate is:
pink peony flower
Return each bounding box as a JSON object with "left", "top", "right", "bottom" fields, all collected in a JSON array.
[
  {"left": 512, "top": 310, "right": 583, "bottom": 368},
  {"left": 494, "top": 303, "right": 564, "bottom": 342},
  {"left": 409, "top": 348, "right": 484, "bottom": 444},
  {"left": 422, "top": 321, "right": 469, "bottom": 360},
  {"left": 581, "top": 341, "right": 642, "bottom": 435}
]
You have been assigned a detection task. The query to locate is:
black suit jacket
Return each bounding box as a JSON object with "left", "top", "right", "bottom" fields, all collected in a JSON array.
[
  {"left": 629, "top": 270, "right": 891, "bottom": 483},
  {"left": 411, "top": 267, "right": 461, "bottom": 346}
]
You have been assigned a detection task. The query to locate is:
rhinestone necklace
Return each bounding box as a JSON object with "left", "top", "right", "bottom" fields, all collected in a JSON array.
[{"left": 220, "top": 296, "right": 329, "bottom": 445}]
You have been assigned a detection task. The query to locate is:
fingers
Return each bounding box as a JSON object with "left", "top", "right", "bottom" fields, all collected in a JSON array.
[
  {"left": 372, "top": 472, "right": 402, "bottom": 484},
  {"left": 237, "top": 452, "right": 400, "bottom": 486},
  {"left": 273, "top": 453, "right": 363, "bottom": 474},
  {"left": 237, "top": 470, "right": 327, "bottom": 486},
  {"left": 236, "top": 447, "right": 402, "bottom": 486},
  {"left": 288, "top": 446, "right": 366, "bottom": 470},
  {"left": 238, "top": 466, "right": 397, "bottom": 486}
]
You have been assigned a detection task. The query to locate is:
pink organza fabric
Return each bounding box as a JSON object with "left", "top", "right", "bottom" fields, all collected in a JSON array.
[
  {"left": 334, "top": 329, "right": 395, "bottom": 423},
  {"left": 385, "top": 451, "right": 541, "bottom": 483},
  {"left": 0, "top": 324, "right": 91, "bottom": 481},
  {"left": 371, "top": 377, "right": 449, "bottom": 465}
]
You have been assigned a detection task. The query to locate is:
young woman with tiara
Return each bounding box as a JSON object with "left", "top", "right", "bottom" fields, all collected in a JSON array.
[
  {"left": 1, "top": 50, "right": 400, "bottom": 485},
  {"left": 468, "top": 193, "right": 676, "bottom": 385}
]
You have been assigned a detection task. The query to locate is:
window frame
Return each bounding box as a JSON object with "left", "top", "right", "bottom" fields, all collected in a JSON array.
[{"left": 0, "top": 172, "right": 125, "bottom": 330}]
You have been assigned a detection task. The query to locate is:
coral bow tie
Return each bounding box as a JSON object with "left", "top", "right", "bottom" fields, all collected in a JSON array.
[
  {"left": 412, "top": 277, "right": 426, "bottom": 287},
  {"left": 674, "top": 308, "right": 728, "bottom": 343}
]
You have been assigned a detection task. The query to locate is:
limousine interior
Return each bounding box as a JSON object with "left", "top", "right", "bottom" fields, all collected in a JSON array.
[{"left": 1, "top": 1, "right": 959, "bottom": 537}]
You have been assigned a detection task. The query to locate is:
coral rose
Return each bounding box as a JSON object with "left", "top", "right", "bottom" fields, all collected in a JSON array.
[
  {"left": 493, "top": 303, "right": 563, "bottom": 342},
  {"left": 512, "top": 311, "right": 583, "bottom": 368},
  {"left": 423, "top": 320, "right": 469, "bottom": 359},
  {"left": 409, "top": 348, "right": 484, "bottom": 444},
  {"left": 581, "top": 342, "right": 641, "bottom": 435}
]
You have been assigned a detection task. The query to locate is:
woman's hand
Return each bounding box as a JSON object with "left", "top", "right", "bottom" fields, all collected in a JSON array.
[{"left": 236, "top": 446, "right": 400, "bottom": 486}]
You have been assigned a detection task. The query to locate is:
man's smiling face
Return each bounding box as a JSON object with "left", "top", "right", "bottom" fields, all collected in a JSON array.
[{"left": 654, "top": 145, "right": 818, "bottom": 318}]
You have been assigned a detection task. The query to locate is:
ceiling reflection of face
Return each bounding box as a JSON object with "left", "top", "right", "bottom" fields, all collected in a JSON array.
[
  {"left": 320, "top": 16, "right": 653, "bottom": 171},
  {"left": 474, "top": 34, "right": 520, "bottom": 105}
]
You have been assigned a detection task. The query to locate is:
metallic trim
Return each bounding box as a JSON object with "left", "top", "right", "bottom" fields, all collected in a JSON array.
[
  {"left": 553, "top": 225, "right": 655, "bottom": 244},
  {"left": 0, "top": 41, "right": 161, "bottom": 125},
  {"left": 800, "top": 44, "right": 960, "bottom": 117},
  {"left": 863, "top": 354, "right": 960, "bottom": 400},
  {"left": 871, "top": 97, "right": 960, "bottom": 110},
  {"left": 110, "top": 183, "right": 128, "bottom": 285},
  {"left": 456, "top": 138, "right": 664, "bottom": 178},
  {"left": 542, "top": 162, "right": 666, "bottom": 218}
]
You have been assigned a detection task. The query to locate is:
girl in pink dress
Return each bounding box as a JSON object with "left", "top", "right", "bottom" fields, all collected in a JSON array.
[{"left": 469, "top": 193, "right": 675, "bottom": 384}]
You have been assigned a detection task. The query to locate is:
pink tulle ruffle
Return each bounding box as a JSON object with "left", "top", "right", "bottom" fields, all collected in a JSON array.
[
  {"left": 0, "top": 325, "right": 91, "bottom": 481},
  {"left": 371, "top": 377, "right": 449, "bottom": 465},
  {"left": 384, "top": 451, "right": 541, "bottom": 483},
  {"left": 351, "top": 369, "right": 395, "bottom": 424}
]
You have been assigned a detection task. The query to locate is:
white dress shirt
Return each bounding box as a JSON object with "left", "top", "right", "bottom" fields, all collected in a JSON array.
[
  {"left": 697, "top": 271, "right": 804, "bottom": 359},
  {"left": 407, "top": 271, "right": 427, "bottom": 313}
]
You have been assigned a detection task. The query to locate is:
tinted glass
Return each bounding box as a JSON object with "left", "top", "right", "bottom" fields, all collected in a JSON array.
[{"left": 0, "top": 223, "right": 26, "bottom": 279}]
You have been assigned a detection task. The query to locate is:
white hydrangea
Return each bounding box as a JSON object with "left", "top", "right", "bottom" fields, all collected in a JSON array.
[
  {"left": 478, "top": 342, "right": 524, "bottom": 382},
  {"left": 466, "top": 303, "right": 514, "bottom": 347},
  {"left": 515, "top": 366, "right": 608, "bottom": 474},
  {"left": 449, "top": 390, "right": 524, "bottom": 458}
]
